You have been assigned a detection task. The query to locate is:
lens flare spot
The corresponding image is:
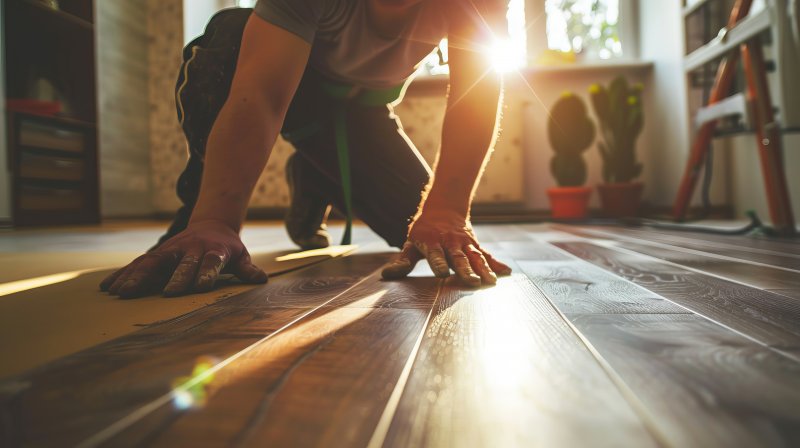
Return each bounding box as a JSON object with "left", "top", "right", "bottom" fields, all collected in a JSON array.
[{"left": 489, "top": 38, "right": 524, "bottom": 73}]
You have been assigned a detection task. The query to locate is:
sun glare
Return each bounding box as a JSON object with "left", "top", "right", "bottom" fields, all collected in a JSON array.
[
  {"left": 490, "top": 0, "right": 527, "bottom": 73},
  {"left": 489, "top": 38, "right": 524, "bottom": 73}
]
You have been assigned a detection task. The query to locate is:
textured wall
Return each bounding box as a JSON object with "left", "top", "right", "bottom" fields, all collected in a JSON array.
[
  {"left": 395, "top": 94, "right": 526, "bottom": 205},
  {"left": 147, "top": 0, "right": 187, "bottom": 213},
  {"left": 97, "top": 1, "right": 153, "bottom": 217}
]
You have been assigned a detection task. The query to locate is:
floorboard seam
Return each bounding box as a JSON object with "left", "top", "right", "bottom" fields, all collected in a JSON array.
[
  {"left": 570, "top": 226, "right": 800, "bottom": 275},
  {"left": 522, "top": 274, "right": 672, "bottom": 448},
  {"left": 366, "top": 279, "right": 445, "bottom": 448},
  {"left": 75, "top": 266, "right": 386, "bottom": 448},
  {"left": 541, "top": 239, "right": 800, "bottom": 365}
]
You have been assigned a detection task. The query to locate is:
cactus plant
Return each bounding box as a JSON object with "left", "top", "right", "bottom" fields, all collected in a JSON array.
[
  {"left": 589, "top": 76, "right": 644, "bottom": 183},
  {"left": 548, "top": 92, "right": 596, "bottom": 187}
]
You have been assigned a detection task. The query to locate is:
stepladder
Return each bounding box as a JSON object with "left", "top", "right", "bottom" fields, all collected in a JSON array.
[{"left": 673, "top": 0, "right": 797, "bottom": 235}]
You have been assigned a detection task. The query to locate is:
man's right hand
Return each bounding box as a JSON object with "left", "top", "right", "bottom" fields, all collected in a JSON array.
[{"left": 100, "top": 221, "right": 267, "bottom": 299}]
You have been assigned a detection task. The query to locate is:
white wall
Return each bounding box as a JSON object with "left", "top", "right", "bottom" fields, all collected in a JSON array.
[
  {"left": 183, "top": 0, "right": 227, "bottom": 44},
  {"left": 0, "top": 3, "right": 10, "bottom": 222},
  {"left": 637, "top": 0, "right": 723, "bottom": 210}
]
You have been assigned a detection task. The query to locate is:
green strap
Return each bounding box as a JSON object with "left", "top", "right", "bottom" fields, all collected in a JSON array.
[
  {"left": 283, "top": 81, "right": 404, "bottom": 246},
  {"left": 334, "top": 105, "right": 353, "bottom": 245}
]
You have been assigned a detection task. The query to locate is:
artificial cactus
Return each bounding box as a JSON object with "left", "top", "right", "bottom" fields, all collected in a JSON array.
[
  {"left": 548, "top": 92, "right": 596, "bottom": 187},
  {"left": 589, "top": 76, "right": 644, "bottom": 183}
]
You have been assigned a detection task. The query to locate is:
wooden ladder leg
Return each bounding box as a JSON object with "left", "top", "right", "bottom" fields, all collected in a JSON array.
[
  {"left": 673, "top": 0, "right": 753, "bottom": 221},
  {"left": 742, "top": 39, "right": 797, "bottom": 235},
  {"left": 672, "top": 53, "right": 740, "bottom": 221}
]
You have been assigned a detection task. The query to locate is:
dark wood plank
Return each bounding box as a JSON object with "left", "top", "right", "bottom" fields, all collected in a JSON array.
[
  {"left": 612, "top": 240, "right": 800, "bottom": 291},
  {"left": 0, "top": 252, "right": 391, "bottom": 448},
  {"left": 768, "top": 289, "right": 800, "bottom": 300},
  {"left": 517, "top": 259, "right": 690, "bottom": 315},
  {"left": 569, "top": 225, "right": 800, "bottom": 271},
  {"left": 379, "top": 272, "right": 658, "bottom": 447},
  {"left": 96, "top": 273, "right": 440, "bottom": 447},
  {"left": 0, "top": 245, "right": 364, "bottom": 379},
  {"left": 555, "top": 242, "right": 800, "bottom": 348},
  {"left": 569, "top": 313, "right": 800, "bottom": 447}
]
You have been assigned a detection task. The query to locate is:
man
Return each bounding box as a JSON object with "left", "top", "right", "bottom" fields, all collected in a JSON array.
[{"left": 101, "top": 0, "right": 512, "bottom": 299}]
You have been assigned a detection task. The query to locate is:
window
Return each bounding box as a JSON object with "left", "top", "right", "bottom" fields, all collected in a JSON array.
[{"left": 544, "top": 0, "right": 622, "bottom": 60}]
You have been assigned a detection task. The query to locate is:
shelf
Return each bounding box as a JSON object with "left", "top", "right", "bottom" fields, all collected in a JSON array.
[{"left": 684, "top": 7, "right": 772, "bottom": 72}]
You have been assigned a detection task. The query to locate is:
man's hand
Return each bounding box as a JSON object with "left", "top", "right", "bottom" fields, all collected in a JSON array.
[
  {"left": 381, "top": 211, "right": 511, "bottom": 287},
  {"left": 100, "top": 221, "right": 267, "bottom": 299}
]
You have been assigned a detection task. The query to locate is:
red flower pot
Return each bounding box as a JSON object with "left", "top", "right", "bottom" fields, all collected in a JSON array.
[
  {"left": 547, "top": 186, "right": 592, "bottom": 219},
  {"left": 597, "top": 182, "right": 644, "bottom": 218}
]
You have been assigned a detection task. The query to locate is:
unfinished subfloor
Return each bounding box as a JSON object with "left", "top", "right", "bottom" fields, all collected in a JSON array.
[{"left": 1, "top": 221, "right": 799, "bottom": 447}]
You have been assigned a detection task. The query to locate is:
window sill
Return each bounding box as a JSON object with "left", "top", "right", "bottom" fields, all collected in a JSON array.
[
  {"left": 522, "top": 60, "right": 654, "bottom": 75},
  {"left": 406, "top": 60, "right": 654, "bottom": 97}
]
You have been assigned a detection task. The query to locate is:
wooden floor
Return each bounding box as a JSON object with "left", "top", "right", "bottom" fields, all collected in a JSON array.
[{"left": 1, "top": 222, "right": 800, "bottom": 447}]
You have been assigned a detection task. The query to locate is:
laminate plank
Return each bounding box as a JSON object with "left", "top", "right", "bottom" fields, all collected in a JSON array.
[
  {"left": 0, "top": 253, "right": 391, "bottom": 448},
  {"left": 555, "top": 242, "right": 800, "bottom": 348},
  {"left": 642, "top": 227, "right": 800, "bottom": 256},
  {"left": 482, "top": 240, "right": 573, "bottom": 261},
  {"left": 573, "top": 225, "right": 800, "bottom": 271},
  {"left": 613, "top": 240, "right": 800, "bottom": 291},
  {"left": 0, "top": 246, "right": 370, "bottom": 379},
  {"left": 768, "top": 289, "right": 800, "bottom": 300},
  {"left": 380, "top": 272, "right": 658, "bottom": 448},
  {"left": 569, "top": 313, "right": 800, "bottom": 447},
  {"left": 474, "top": 223, "right": 548, "bottom": 243},
  {"left": 97, "top": 273, "right": 440, "bottom": 448},
  {"left": 516, "top": 259, "right": 689, "bottom": 315}
]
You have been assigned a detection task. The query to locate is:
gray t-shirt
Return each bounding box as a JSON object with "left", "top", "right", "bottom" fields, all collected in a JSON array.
[{"left": 254, "top": 0, "right": 500, "bottom": 88}]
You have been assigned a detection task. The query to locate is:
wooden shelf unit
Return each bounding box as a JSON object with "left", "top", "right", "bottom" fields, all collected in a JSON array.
[{"left": 3, "top": 0, "right": 100, "bottom": 226}]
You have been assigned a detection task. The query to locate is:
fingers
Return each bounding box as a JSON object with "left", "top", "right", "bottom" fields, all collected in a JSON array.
[
  {"left": 194, "top": 250, "right": 228, "bottom": 292},
  {"left": 445, "top": 246, "right": 482, "bottom": 287},
  {"left": 465, "top": 244, "right": 497, "bottom": 285},
  {"left": 163, "top": 252, "right": 203, "bottom": 297},
  {"left": 416, "top": 241, "right": 451, "bottom": 278},
  {"left": 480, "top": 248, "right": 512, "bottom": 276},
  {"left": 231, "top": 250, "right": 268, "bottom": 284},
  {"left": 112, "top": 252, "right": 181, "bottom": 299},
  {"left": 382, "top": 242, "right": 424, "bottom": 280},
  {"left": 100, "top": 266, "right": 127, "bottom": 292}
]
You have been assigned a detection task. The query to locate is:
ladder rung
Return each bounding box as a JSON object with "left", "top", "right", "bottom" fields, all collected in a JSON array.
[
  {"left": 695, "top": 92, "right": 750, "bottom": 128},
  {"left": 684, "top": 7, "right": 772, "bottom": 72}
]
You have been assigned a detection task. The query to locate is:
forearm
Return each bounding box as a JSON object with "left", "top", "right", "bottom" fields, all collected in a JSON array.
[
  {"left": 423, "top": 75, "right": 503, "bottom": 219},
  {"left": 189, "top": 97, "right": 282, "bottom": 232}
]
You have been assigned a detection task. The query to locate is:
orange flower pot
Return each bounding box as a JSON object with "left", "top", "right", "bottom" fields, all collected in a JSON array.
[
  {"left": 547, "top": 186, "right": 592, "bottom": 220},
  {"left": 597, "top": 182, "right": 644, "bottom": 217}
]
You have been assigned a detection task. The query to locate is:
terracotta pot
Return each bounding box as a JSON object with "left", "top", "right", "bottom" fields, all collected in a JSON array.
[
  {"left": 597, "top": 182, "right": 644, "bottom": 217},
  {"left": 547, "top": 186, "right": 592, "bottom": 219}
]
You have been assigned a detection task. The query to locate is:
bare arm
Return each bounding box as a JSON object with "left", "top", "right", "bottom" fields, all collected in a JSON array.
[
  {"left": 424, "top": 41, "right": 503, "bottom": 219},
  {"left": 102, "top": 15, "right": 311, "bottom": 298},
  {"left": 192, "top": 16, "right": 311, "bottom": 230},
  {"left": 382, "top": 4, "right": 512, "bottom": 286}
]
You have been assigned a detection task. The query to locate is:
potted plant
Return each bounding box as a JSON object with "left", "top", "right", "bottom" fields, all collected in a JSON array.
[
  {"left": 547, "top": 92, "right": 596, "bottom": 219},
  {"left": 589, "top": 76, "right": 644, "bottom": 217}
]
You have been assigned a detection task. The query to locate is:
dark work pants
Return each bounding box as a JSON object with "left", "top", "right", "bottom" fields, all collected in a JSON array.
[{"left": 157, "top": 8, "right": 431, "bottom": 248}]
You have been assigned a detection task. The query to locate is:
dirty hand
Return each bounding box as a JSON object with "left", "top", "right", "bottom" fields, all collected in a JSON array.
[
  {"left": 381, "top": 211, "right": 512, "bottom": 287},
  {"left": 100, "top": 220, "right": 267, "bottom": 298}
]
